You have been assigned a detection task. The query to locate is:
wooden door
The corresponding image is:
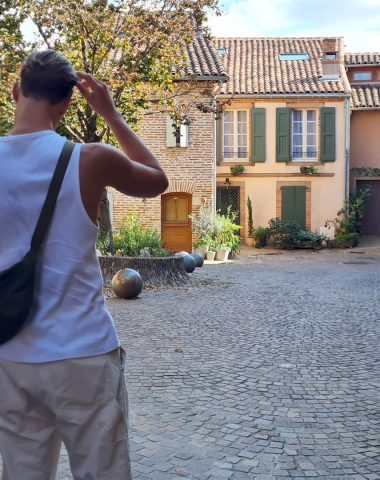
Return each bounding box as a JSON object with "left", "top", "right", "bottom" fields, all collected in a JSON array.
[
  {"left": 281, "top": 186, "right": 306, "bottom": 230},
  {"left": 161, "top": 193, "right": 192, "bottom": 253}
]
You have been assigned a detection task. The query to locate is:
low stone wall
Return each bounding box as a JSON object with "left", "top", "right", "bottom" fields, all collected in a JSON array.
[{"left": 99, "top": 256, "right": 191, "bottom": 288}]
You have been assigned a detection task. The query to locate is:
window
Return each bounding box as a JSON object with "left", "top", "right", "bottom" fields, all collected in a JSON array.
[
  {"left": 353, "top": 72, "right": 372, "bottom": 81},
  {"left": 324, "top": 53, "right": 337, "bottom": 60},
  {"left": 223, "top": 110, "right": 248, "bottom": 160},
  {"left": 166, "top": 116, "right": 189, "bottom": 148},
  {"left": 292, "top": 110, "right": 317, "bottom": 161},
  {"left": 279, "top": 53, "right": 309, "bottom": 61},
  {"left": 217, "top": 47, "right": 228, "bottom": 56}
]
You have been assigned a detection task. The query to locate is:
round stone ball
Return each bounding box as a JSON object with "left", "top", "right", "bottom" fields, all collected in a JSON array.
[
  {"left": 191, "top": 252, "right": 204, "bottom": 268},
  {"left": 181, "top": 254, "right": 196, "bottom": 273},
  {"left": 112, "top": 268, "right": 143, "bottom": 299}
]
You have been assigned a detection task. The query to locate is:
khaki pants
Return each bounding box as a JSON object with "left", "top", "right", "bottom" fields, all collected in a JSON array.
[{"left": 0, "top": 348, "right": 131, "bottom": 480}]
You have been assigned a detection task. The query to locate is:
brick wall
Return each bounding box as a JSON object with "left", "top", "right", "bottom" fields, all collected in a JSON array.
[{"left": 110, "top": 86, "right": 215, "bottom": 237}]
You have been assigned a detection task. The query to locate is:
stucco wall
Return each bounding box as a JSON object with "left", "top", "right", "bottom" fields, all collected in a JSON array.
[
  {"left": 350, "top": 110, "right": 380, "bottom": 168},
  {"left": 217, "top": 98, "right": 347, "bottom": 236}
]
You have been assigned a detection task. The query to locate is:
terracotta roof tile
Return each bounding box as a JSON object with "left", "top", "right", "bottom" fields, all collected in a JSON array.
[
  {"left": 350, "top": 84, "right": 380, "bottom": 109},
  {"left": 214, "top": 37, "right": 349, "bottom": 95},
  {"left": 184, "top": 35, "right": 228, "bottom": 79},
  {"left": 345, "top": 53, "right": 380, "bottom": 66}
]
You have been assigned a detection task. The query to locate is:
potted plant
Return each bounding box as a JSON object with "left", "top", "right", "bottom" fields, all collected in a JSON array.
[
  {"left": 296, "top": 230, "right": 326, "bottom": 249},
  {"left": 253, "top": 226, "right": 267, "bottom": 248},
  {"left": 214, "top": 207, "right": 241, "bottom": 260},
  {"left": 189, "top": 204, "right": 215, "bottom": 257},
  {"left": 300, "top": 165, "right": 318, "bottom": 175},
  {"left": 230, "top": 164, "right": 245, "bottom": 176},
  {"left": 246, "top": 196, "right": 254, "bottom": 246}
]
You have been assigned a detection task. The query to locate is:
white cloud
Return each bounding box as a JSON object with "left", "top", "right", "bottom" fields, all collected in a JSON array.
[{"left": 209, "top": 0, "right": 380, "bottom": 51}]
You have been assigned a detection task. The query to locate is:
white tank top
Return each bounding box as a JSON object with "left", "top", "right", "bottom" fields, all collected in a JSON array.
[{"left": 0, "top": 130, "right": 119, "bottom": 363}]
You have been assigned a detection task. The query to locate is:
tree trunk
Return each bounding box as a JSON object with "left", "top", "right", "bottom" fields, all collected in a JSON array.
[{"left": 98, "top": 188, "right": 115, "bottom": 254}]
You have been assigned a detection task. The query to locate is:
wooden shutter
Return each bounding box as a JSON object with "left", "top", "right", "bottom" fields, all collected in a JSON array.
[
  {"left": 215, "top": 115, "right": 222, "bottom": 164},
  {"left": 179, "top": 124, "right": 189, "bottom": 147},
  {"left": 276, "top": 108, "right": 291, "bottom": 162},
  {"left": 251, "top": 108, "right": 266, "bottom": 163},
  {"left": 166, "top": 115, "right": 177, "bottom": 148},
  {"left": 281, "top": 186, "right": 306, "bottom": 230},
  {"left": 320, "top": 107, "right": 336, "bottom": 162}
]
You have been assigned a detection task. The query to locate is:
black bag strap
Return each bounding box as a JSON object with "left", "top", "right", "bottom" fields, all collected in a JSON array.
[{"left": 30, "top": 141, "right": 75, "bottom": 255}]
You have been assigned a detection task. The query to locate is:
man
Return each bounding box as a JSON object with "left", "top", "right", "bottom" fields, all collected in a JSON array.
[{"left": 0, "top": 50, "right": 168, "bottom": 479}]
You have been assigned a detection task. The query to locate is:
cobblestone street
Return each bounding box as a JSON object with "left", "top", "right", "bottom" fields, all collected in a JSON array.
[{"left": 4, "top": 248, "right": 380, "bottom": 479}]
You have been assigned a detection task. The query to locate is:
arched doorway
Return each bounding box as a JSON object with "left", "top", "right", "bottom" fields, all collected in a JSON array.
[{"left": 161, "top": 193, "right": 192, "bottom": 253}]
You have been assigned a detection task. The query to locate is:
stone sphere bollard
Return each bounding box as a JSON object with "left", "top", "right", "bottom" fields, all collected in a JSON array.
[
  {"left": 182, "top": 254, "right": 196, "bottom": 273},
  {"left": 191, "top": 252, "right": 204, "bottom": 268},
  {"left": 112, "top": 268, "right": 143, "bottom": 299}
]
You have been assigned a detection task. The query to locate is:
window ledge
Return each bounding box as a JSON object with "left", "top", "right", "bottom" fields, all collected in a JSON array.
[{"left": 286, "top": 161, "right": 325, "bottom": 166}]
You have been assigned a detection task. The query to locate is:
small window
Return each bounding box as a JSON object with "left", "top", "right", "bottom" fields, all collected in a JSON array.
[
  {"left": 353, "top": 72, "right": 372, "bottom": 81},
  {"left": 279, "top": 53, "right": 309, "bottom": 61},
  {"left": 324, "top": 53, "right": 337, "bottom": 60},
  {"left": 166, "top": 116, "right": 189, "bottom": 148},
  {"left": 217, "top": 47, "right": 228, "bottom": 56}
]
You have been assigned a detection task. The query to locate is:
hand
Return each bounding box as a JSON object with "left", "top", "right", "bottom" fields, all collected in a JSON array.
[{"left": 76, "top": 72, "right": 118, "bottom": 122}]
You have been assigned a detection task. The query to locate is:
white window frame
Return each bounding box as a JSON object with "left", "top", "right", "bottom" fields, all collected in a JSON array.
[
  {"left": 353, "top": 71, "right": 372, "bottom": 81},
  {"left": 222, "top": 110, "right": 249, "bottom": 162},
  {"left": 291, "top": 109, "right": 318, "bottom": 162}
]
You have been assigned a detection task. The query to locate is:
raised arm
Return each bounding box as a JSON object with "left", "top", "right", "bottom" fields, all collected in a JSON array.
[{"left": 76, "top": 72, "right": 168, "bottom": 198}]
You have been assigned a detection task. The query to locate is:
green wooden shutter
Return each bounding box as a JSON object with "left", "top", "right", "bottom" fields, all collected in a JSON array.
[
  {"left": 320, "top": 107, "right": 336, "bottom": 162},
  {"left": 276, "top": 108, "right": 291, "bottom": 162},
  {"left": 281, "top": 186, "right": 306, "bottom": 230},
  {"left": 215, "top": 115, "right": 222, "bottom": 164},
  {"left": 251, "top": 108, "right": 266, "bottom": 162}
]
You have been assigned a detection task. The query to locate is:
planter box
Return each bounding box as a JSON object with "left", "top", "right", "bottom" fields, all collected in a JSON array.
[
  {"left": 206, "top": 251, "right": 216, "bottom": 261},
  {"left": 215, "top": 248, "right": 230, "bottom": 261}
]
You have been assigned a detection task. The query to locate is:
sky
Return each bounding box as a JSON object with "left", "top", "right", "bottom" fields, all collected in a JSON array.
[{"left": 208, "top": 0, "right": 380, "bottom": 52}]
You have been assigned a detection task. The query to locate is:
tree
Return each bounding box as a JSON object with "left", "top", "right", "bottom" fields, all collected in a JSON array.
[{"left": 0, "top": 0, "right": 220, "bottom": 250}]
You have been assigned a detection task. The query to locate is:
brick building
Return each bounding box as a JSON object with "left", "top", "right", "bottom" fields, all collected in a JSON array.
[{"left": 109, "top": 34, "right": 227, "bottom": 252}]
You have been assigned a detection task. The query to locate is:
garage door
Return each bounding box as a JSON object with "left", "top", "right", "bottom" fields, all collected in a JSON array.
[{"left": 357, "top": 180, "right": 380, "bottom": 235}]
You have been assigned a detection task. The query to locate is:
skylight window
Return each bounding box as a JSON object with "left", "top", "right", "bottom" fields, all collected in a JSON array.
[
  {"left": 217, "top": 48, "right": 228, "bottom": 56},
  {"left": 279, "top": 53, "right": 310, "bottom": 61}
]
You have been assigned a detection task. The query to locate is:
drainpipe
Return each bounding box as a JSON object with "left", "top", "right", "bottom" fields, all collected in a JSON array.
[
  {"left": 212, "top": 81, "right": 224, "bottom": 215},
  {"left": 344, "top": 96, "right": 351, "bottom": 205}
]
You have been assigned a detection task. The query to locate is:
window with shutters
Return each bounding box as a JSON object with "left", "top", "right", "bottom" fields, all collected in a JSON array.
[
  {"left": 291, "top": 109, "right": 318, "bottom": 161},
  {"left": 166, "top": 116, "right": 189, "bottom": 148},
  {"left": 223, "top": 110, "right": 249, "bottom": 161}
]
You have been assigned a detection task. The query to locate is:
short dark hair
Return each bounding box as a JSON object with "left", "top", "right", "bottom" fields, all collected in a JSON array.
[{"left": 20, "top": 50, "right": 77, "bottom": 105}]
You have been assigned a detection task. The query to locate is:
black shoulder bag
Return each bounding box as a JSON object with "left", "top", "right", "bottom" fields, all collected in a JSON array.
[{"left": 0, "top": 141, "right": 75, "bottom": 345}]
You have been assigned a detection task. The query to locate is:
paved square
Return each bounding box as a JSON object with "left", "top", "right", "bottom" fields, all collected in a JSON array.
[{"left": 4, "top": 249, "right": 380, "bottom": 479}]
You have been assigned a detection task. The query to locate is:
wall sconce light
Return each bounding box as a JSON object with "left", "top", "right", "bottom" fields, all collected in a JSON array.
[{"left": 224, "top": 177, "right": 231, "bottom": 189}]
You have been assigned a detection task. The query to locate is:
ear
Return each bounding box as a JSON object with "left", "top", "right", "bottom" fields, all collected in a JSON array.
[{"left": 12, "top": 82, "right": 20, "bottom": 103}]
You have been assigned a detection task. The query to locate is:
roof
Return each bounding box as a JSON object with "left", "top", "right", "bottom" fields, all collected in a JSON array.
[
  {"left": 213, "top": 37, "right": 350, "bottom": 96},
  {"left": 350, "top": 84, "right": 380, "bottom": 110},
  {"left": 345, "top": 53, "right": 380, "bottom": 66},
  {"left": 184, "top": 35, "right": 228, "bottom": 80}
]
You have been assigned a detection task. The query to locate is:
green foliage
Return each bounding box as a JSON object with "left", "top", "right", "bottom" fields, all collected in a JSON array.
[
  {"left": 230, "top": 164, "right": 245, "bottom": 176},
  {"left": 96, "top": 230, "right": 113, "bottom": 255},
  {"left": 326, "top": 187, "right": 371, "bottom": 235},
  {"left": 297, "top": 230, "right": 326, "bottom": 246},
  {"left": 252, "top": 226, "right": 267, "bottom": 248},
  {"left": 190, "top": 203, "right": 241, "bottom": 252},
  {"left": 97, "top": 215, "right": 168, "bottom": 257},
  {"left": 267, "top": 218, "right": 302, "bottom": 249},
  {"left": 214, "top": 206, "right": 241, "bottom": 252},
  {"left": 0, "top": 0, "right": 221, "bottom": 139},
  {"left": 334, "top": 231, "right": 359, "bottom": 247},
  {"left": 300, "top": 165, "right": 318, "bottom": 175},
  {"left": 246, "top": 196, "right": 254, "bottom": 237}
]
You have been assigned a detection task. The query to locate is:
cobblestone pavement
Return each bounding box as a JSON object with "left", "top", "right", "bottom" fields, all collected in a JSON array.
[{"left": 3, "top": 249, "right": 380, "bottom": 479}]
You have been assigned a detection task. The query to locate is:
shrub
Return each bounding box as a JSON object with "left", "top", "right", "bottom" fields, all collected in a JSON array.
[
  {"left": 267, "top": 218, "right": 302, "bottom": 249},
  {"left": 214, "top": 206, "right": 241, "bottom": 252},
  {"left": 112, "top": 215, "right": 169, "bottom": 257},
  {"left": 334, "top": 232, "right": 360, "bottom": 248},
  {"left": 297, "top": 230, "right": 326, "bottom": 246},
  {"left": 326, "top": 187, "right": 371, "bottom": 235}
]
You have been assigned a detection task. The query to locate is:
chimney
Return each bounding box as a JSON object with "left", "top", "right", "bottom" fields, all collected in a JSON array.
[{"left": 321, "top": 38, "right": 340, "bottom": 80}]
